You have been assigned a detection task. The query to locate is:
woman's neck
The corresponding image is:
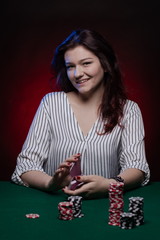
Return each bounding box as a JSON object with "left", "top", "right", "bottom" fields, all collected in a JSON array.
[{"left": 74, "top": 86, "right": 104, "bottom": 107}]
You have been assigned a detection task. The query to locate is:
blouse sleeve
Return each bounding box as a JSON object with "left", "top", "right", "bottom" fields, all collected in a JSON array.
[
  {"left": 119, "top": 102, "right": 150, "bottom": 185},
  {"left": 11, "top": 96, "right": 51, "bottom": 186}
]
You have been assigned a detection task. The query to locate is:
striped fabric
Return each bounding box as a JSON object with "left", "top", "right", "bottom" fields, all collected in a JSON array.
[{"left": 11, "top": 92, "right": 150, "bottom": 186}]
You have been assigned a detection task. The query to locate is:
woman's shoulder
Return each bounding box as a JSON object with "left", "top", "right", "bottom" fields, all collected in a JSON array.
[
  {"left": 37, "top": 91, "right": 67, "bottom": 111},
  {"left": 123, "top": 99, "right": 142, "bottom": 116},
  {"left": 43, "top": 91, "right": 65, "bottom": 99},
  {"left": 125, "top": 99, "right": 137, "bottom": 109},
  {"left": 42, "top": 91, "right": 66, "bottom": 103}
]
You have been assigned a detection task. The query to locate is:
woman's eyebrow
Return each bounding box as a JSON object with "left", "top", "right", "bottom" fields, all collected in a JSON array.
[{"left": 65, "top": 57, "right": 93, "bottom": 65}]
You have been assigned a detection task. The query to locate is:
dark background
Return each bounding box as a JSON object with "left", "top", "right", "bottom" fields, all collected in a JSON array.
[{"left": 1, "top": 0, "right": 160, "bottom": 181}]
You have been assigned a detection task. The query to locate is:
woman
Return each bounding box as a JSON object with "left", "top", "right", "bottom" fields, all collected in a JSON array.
[{"left": 11, "top": 29, "right": 150, "bottom": 199}]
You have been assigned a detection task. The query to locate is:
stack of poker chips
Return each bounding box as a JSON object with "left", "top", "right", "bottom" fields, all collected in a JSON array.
[
  {"left": 68, "top": 196, "right": 84, "bottom": 218},
  {"left": 119, "top": 196, "right": 144, "bottom": 229},
  {"left": 58, "top": 201, "right": 74, "bottom": 220},
  {"left": 120, "top": 212, "right": 136, "bottom": 229},
  {"left": 128, "top": 197, "right": 144, "bottom": 226},
  {"left": 108, "top": 182, "right": 124, "bottom": 226}
]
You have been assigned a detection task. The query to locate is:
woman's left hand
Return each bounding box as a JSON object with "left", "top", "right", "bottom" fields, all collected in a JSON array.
[{"left": 63, "top": 175, "right": 115, "bottom": 199}]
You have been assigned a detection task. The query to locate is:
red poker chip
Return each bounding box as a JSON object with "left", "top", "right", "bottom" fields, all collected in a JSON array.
[
  {"left": 109, "top": 202, "right": 123, "bottom": 205},
  {"left": 58, "top": 202, "right": 73, "bottom": 208},
  {"left": 59, "top": 209, "right": 73, "bottom": 215},
  {"left": 108, "top": 221, "right": 120, "bottom": 226},
  {"left": 109, "top": 197, "right": 123, "bottom": 200},
  {"left": 109, "top": 216, "right": 121, "bottom": 219},
  {"left": 110, "top": 203, "right": 124, "bottom": 209},
  {"left": 109, "top": 194, "right": 123, "bottom": 198},
  {"left": 108, "top": 181, "right": 124, "bottom": 227},
  {"left": 59, "top": 216, "right": 74, "bottom": 220},
  {"left": 58, "top": 206, "right": 73, "bottom": 211},
  {"left": 25, "top": 213, "right": 40, "bottom": 219},
  {"left": 110, "top": 182, "right": 124, "bottom": 187},
  {"left": 108, "top": 218, "right": 121, "bottom": 222},
  {"left": 109, "top": 198, "right": 123, "bottom": 202},
  {"left": 109, "top": 196, "right": 123, "bottom": 199},
  {"left": 109, "top": 188, "right": 123, "bottom": 192},
  {"left": 109, "top": 219, "right": 120, "bottom": 222},
  {"left": 109, "top": 193, "right": 123, "bottom": 196},
  {"left": 58, "top": 201, "right": 74, "bottom": 221},
  {"left": 109, "top": 211, "right": 122, "bottom": 215}
]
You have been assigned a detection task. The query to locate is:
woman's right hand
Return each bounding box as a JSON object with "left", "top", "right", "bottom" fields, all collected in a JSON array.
[{"left": 47, "top": 153, "right": 80, "bottom": 192}]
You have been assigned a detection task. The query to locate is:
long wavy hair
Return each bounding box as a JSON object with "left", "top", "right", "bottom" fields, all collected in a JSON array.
[{"left": 51, "top": 29, "right": 127, "bottom": 134}]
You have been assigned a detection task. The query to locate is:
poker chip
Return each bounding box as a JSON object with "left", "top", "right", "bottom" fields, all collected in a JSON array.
[
  {"left": 119, "top": 196, "right": 144, "bottom": 229},
  {"left": 58, "top": 196, "right": 84, "bottom": 221},
  {"left": 128, "top": 197, "right": 144, "bottom": 226},
  {"left": 108, "top": 182, "right": 144, "bottom": 229},
  {"left": 108, "top": 182, "right": 124, "bottom": 226},
  {"left": 25, "top": 213, "right": 40, "bottom": 219},
  {"left": 58, "top": 201, "right": 74, "bottom": 221},
  {"left": 68, "top": 195, "right": 84, "bottom": 218},
  {"left": 120, "top": 212, "right": 136, "bottom": 229}
]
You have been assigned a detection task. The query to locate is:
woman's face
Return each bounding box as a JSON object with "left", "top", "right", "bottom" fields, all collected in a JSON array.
[{"left": 64, "top": 45, "right": 105, "bottom": 96}]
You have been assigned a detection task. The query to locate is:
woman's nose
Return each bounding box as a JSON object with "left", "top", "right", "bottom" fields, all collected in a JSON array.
[{"left": 74, "top": 66, "right": 83, "bottom": 78}]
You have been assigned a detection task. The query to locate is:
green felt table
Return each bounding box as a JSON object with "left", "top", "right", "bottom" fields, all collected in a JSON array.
[{"left": 0, "top": 181, "right": 160, "bottom": 240}]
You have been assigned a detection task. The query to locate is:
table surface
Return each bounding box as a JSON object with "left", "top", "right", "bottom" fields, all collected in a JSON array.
[{"left": 0, "top": 181, "right": 160, "bottom": 240}]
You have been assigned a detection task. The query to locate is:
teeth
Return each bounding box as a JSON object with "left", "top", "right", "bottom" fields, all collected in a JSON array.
[{"left": 77, "top": 79, "right": 88, "bottom": 84}]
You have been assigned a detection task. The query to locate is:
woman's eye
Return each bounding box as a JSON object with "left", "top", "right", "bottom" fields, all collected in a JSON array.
[
  {"left": 83, "top": 62, "right": 92, "bottom": 66},
  {"left": 66, "top": 65, "right": 74, "bottom": 70}
]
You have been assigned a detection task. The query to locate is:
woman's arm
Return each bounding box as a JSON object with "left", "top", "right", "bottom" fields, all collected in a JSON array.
[
  {"left": 20, "top": 154, "right": 80, "bottom": 191},
  {"left": 63, "top": 168, "right": 145, "bottom": 199},
  {"left": 21, "top": 171, "right": 52, "bottom": 190},
  {"left": 11, "top": 98, "right": 52, "bottom": 186},
  {"left": 119, "top": 102, "right": 150, "bottom": 186},
  {"left": 118, "top": 168, "right": 145, "bottom": 190}
]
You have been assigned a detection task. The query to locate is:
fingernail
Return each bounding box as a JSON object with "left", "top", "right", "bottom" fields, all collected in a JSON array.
[
  {"left": 67, "top": 162, "right": 71, "bottom": 166},
  {"left": 74, "top": 157, "right": 78, "bottom": 160},
  {"left": 76, "top": 176, "right": 81, "bottom": 180},
  {"left": 77, "top": 153, "right": 81, "bottom": 156}
]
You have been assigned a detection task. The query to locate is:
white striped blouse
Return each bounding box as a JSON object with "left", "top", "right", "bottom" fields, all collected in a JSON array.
[{"left": 11, "top": 91, "right": 150, "bottom": 186}]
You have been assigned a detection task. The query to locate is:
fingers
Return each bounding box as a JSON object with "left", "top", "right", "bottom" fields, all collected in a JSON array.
[
  {"left": 62, "top": 175, "right": 94, "bottom": 194},
  {"left": 63, "top": 178, "right": 94, "bottom": 195},
  {"left": 52, "top": 168, "right": 72, "bottom": 190},
  {"left": 54, "top": 168, "right": 63, "bottom": 175},
  {"left": 58, "top": 162, "right": 71, "bottom": 170},
  {"left": 51, "top": 153, "right": 81, "bottom": 191},
  {"left": 65, "top": 153, "right": 81, "bottom": 163},
  {"left": 54, "top": 167, "right": 69, "bottom": 179},
  {"left": 63, "top": 182, "right": 107, "bottom": 200},
  {"left": 75, "top": 175, "right": 95, "bottom": 183},
  {"left": 58, "top": 153, "right": 81, "bottom": 169},
  {"left": 63, "top": 183, "right": 90, "bottom": 197},
  {"left": 62, "top": 175, "right": 104, "bottom": 199}
]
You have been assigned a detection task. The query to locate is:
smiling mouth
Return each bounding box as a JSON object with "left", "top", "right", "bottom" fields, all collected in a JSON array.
[{"left": 76, "top": 79, "right": 89, "bottom": 84}]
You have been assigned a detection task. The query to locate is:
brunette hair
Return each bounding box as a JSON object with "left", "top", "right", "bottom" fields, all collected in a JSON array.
[{"left": 51, "top": 29, "right": 127, "bottom": 134}]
